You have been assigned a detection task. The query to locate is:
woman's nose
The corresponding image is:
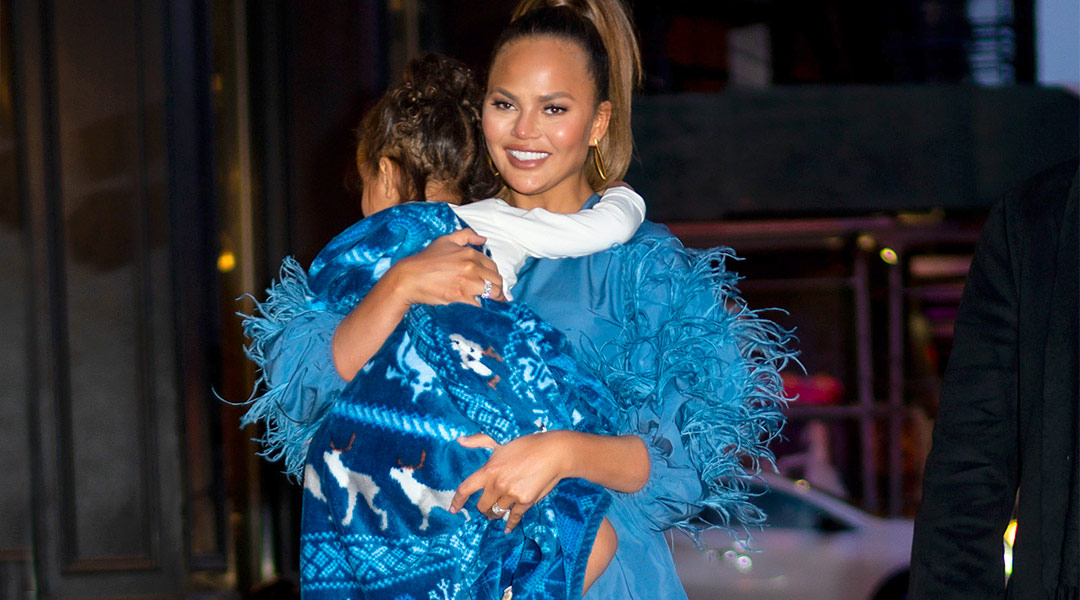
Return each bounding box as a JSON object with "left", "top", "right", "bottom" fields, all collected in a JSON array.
[{"left": 512, "top": 111, "right": 540, "bottom": 139}]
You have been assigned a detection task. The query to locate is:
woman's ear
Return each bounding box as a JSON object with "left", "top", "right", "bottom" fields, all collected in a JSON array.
[
  {"left": 377, "top": 156, "right": 401, "bottom": 205},
  {"left": 590, "top": 100, "right": 613, "bottom": 144}
]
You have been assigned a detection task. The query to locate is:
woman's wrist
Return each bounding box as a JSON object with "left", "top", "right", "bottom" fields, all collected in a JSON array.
[
  {"left": 378, "top": 261, "right": 418, "bottom": 310},
  {"left": 543, "top": 430, "right": 582, "bottom": 480},
  {"left": 550, "top": 430, "right": 650, "bottom": 493}
]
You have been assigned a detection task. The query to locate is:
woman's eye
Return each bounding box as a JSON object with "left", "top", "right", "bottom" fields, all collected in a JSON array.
[
  {"left": 491, "top": 100, "right": 514, "bottom": 111},
  {"left": 544, "top": 105, "right": 567, "bottom": 115}
]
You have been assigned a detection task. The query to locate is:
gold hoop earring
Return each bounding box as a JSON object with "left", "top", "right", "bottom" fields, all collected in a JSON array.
[
  {"left": 486, "top": 153, "right": 500, "bottom": 177},
  {"left": 592, "top": 140, "right": 607, "bottom": 181}
]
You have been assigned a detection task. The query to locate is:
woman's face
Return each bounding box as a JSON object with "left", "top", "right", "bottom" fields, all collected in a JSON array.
[{"left": 483, "top": 36, "right": 611, "bottom": 212}]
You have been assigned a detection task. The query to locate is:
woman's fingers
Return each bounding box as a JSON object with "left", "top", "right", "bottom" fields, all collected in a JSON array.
[
  {"left": 451, "top": 471, "right": 517, "bottom": 518},
  {"left": 457, "top": 433, "right": 498, "bottom": 449},
  {"left": 451, "top": 431, "right": 575, "bottom": 528},
  {"left": 450, "top": 434, "right": 497, "bottom": 513},
  {"left": 476, "top": 268, "right": 506, "bottom": 303},
  {"left": 438, "top": 229, "right": 505, "bottom": 302},
  {"left": 450, "top": 462, "right": 488, "bottom": 514},
  {"left": 504, "top": 502, "right": 528, "bottom": 533},
  {"left": 450, "top": 470, "right": 527, "bottom": 524},
  {"left": 445, "top": 227, "right": 488, "bottom": 248},
  {"left": 394, "top": 230, "right": 505, "bottom": 306},
  {"left": 480, "top": 489, "right": 530, "bottom": 529},
  {"left": 490, "top": 496, "right": 523, "bottom": 527},
  {"left": 475, "top": 488, "right": 502, "bottom": 519}
]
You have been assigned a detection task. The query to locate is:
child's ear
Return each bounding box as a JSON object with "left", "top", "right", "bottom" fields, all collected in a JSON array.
[{"left": 378, "top": 157, "right": 400, "bottom": 205}]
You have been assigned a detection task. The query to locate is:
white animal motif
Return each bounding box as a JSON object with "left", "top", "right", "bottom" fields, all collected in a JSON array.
[
  {"left": 387, "top": 335, "right": 440, "bottom": 400},
  {"left": 390, "top": 452, "right": 469, "bottom": 531},
  {"left": 449, "top": 333, "right": 492, "bottom": 377},
  {"left": 304, "top": 464, "right": 327, "bottom": 503},
  {"left": 323, "top": 435, "right": 389, "bottom": 530}
]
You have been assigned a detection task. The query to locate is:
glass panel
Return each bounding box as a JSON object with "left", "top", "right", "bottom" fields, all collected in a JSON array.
[
  {"left": 0, "top": 0, "right": 33, "bottom": 564},
  {"left": 54, "top": 0, "right": 150, "bottom": 559}
]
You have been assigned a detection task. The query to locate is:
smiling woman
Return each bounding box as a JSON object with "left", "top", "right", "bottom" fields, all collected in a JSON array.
[
  {"left": 482, "top": 36, "right": 611, "bottom": 211},
  {"left": 238, "top": 50, "right": 655, "bottom": 600},
  {"left": 239, "top": 2, "right": 794, "bottom": 599},
  {"left": 446, "top": 2, "right": 796, "bottom": 600}
]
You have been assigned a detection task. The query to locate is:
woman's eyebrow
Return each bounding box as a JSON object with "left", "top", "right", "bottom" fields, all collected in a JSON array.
[
  {"left": 490, "top": 87, "right": 518, "bottom": 102},
  {"left": 490, "top": 88, "right": 575, "bottom": 103},
  {"left": 539, "top": 91, "right": 575, "bottom": 102}
]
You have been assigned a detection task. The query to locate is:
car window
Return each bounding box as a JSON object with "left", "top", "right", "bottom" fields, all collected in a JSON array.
[
  {"left": 753, "top": 487, "right": 834, "bottom": 530},
  {"left": 696, "top": 483, "right": 854, "bottom": 532}
]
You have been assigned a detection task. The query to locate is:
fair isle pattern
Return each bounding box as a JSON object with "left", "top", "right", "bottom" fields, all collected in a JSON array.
[
  {"left": 300, "top": 531, "right": 362, "bottom": 596},
  {"left": 301, "top": 532, "right": 467, "bottom": 587},
  {"left": 297, "top": 203, "right": 615, "bottom": 600},
  {"left": 331, "top": 394, "right": 470, "bottom": 443},
  {"left": 338, "top": 529, "right": 480, "bottom": 588},
  {"left": 429, "top": 579, "right": 465, "bottom": 600},
  {"left": 308, "top": 203, "right": 465, "bottom": 316}
]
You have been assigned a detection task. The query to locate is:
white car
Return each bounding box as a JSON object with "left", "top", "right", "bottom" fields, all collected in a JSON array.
[{"left": 672, "top": 475, "right": 913, "bottom": 600}]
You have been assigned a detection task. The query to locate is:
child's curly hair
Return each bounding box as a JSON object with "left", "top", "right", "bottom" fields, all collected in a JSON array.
[{"left": 355, "top": 54, "right": 500, "bottom": 203}]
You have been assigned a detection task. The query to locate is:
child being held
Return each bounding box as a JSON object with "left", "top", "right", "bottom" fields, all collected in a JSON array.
[{"left": 241, "top": 54, "right": 646, "bottom": 600}]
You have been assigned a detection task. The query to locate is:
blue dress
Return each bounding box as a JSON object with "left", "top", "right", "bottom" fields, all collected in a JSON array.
[
  {"left": 241, "top": 196, "right": 794, "bottom": 600},
  {"left": 511, "top": 202, "right": 793, "bottom": 599}
]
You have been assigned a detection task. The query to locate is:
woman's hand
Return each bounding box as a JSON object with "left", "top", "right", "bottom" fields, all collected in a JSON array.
[
  {"left": 449, "top": 430, "right": 650, "bottom": 534},
  {"left": 385, "top": 228, "right": 506, "bottom": 307},
  {"left": 332, "top": 228, "right": 505, "bottom": 380},
  {"left": 450, "top": 431, "right": 574, "bottom": 533}
]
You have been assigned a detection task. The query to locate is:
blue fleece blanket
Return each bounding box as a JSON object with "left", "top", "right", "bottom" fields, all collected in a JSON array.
[{"left": 298, "top": 202, "right": 617, "bottom": 600}]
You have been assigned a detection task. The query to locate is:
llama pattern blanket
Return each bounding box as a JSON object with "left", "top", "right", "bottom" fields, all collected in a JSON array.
[{"left": 294, "top": 203, "right": 618, "bottom": 600}]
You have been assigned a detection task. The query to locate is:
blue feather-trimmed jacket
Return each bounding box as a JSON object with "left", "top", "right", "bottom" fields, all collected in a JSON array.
[{"left": 241, "top": 196, "right": 796, "bottom": 600}]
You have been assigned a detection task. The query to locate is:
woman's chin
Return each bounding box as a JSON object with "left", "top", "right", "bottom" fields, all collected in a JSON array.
[
  {"left": 502, "top": 176, "right": 550, "bottom": 198},
  {"left": 502, "top": 171, "right": 590, "bottom": 202}
]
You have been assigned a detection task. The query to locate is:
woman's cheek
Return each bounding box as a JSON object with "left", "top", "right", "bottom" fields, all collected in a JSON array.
[
  {"left": 481, "top": 111, "right": 501, "bottom": 141},
  {"left": 553, "top": 119, "right": 586, "bottom": 147}
]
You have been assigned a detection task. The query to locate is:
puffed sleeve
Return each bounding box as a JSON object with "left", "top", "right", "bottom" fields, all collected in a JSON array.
[
  {"left": 588, "top": 235, "right": 796, "bottom": 542},
  {"left": 240, "top": 256, "right": 348, "bottom": 480}
]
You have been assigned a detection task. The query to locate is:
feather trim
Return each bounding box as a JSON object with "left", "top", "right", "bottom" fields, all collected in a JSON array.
[
  {"left": 237, "top": 204, "right": 465, "bottom": 480},
  {"left": 238, "top": 256, "right": 341, "bottom": 480},
  {"left": 587, "top": 238, "right": 798, "bottom": 542}
]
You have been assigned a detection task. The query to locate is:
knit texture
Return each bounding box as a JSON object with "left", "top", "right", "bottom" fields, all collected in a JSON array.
[{"left": 259, "top": 203, "right": 613, "bottom": 599}]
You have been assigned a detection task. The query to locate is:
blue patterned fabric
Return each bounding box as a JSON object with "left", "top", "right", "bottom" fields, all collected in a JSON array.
[
  {"left": 241, "top": 197, "right": 796, "bottom": 600},
  {"left": 284, "top": 202, "right": 615, "bottom": 600}
]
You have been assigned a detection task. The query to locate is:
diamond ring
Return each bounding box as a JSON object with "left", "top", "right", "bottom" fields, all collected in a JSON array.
[
  {"left": 490, "top": 501, "right": 507, "bottom": 516},
  {"left": 480, "top": 279, "right": 493, "bottom": 300}
]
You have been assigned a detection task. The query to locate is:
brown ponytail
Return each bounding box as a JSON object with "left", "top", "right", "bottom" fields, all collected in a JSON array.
[{"left": 498, "top": 0, "right": 642, "bottom": 190}]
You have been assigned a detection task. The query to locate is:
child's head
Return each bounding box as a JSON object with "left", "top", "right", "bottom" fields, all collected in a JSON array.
[{"left": 356, "top": 54, "right": 500, "bottom": 215}]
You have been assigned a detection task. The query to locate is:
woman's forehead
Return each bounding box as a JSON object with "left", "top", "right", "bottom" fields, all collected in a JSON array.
[{"left": 488, "top": 36, "right": 593, "bottom": 96}]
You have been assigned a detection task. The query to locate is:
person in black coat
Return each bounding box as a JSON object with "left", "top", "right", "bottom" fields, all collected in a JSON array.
[{"left": 909, "top": 159, "right": 1079, "bottom": 599}]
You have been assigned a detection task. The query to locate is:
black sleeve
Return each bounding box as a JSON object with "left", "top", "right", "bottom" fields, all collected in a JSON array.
[{"left": 908, "top": 197, "right": 1019, "bottom": 599}]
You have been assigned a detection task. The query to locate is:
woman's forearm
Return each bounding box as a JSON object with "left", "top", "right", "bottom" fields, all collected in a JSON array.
[
  {"left": 452, "top": 429, "right": 651, "bottom": 532},
  {"left": 558, "top": 430, "right": 650, "bottom": 494}
]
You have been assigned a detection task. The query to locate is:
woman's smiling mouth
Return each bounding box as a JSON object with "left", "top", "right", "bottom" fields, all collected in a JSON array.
[{"left": 506, "top": 149, "right": 550, "bottom": 164}]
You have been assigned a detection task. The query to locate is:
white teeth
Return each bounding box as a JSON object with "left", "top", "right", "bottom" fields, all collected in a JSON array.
[{"left": 508, "top": 149, "right": 549, "bottom": 161}]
